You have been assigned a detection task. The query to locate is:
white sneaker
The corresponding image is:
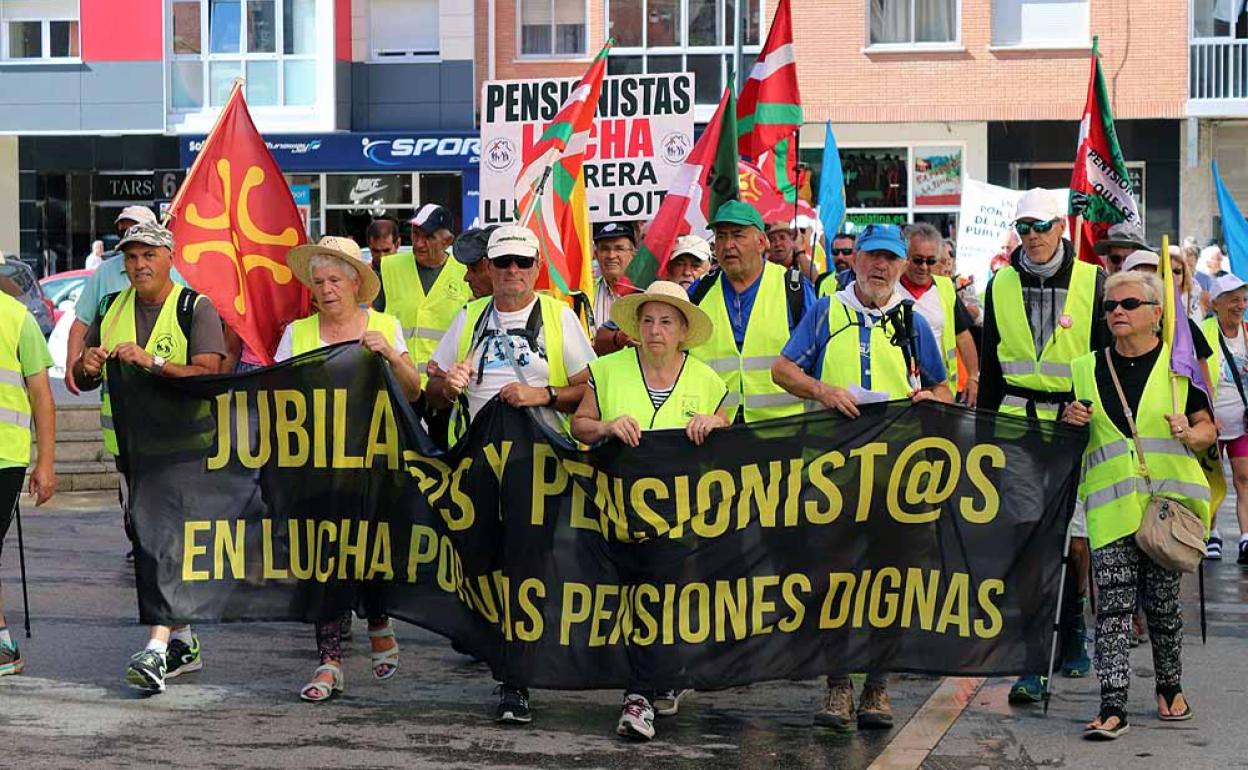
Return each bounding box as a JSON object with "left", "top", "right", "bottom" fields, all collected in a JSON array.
[
  {"left": 653, "top": 688, "right": 691, "bottom": 716},
  {"left": 616, "top": 694, "right": 655, "bottom": 740}
]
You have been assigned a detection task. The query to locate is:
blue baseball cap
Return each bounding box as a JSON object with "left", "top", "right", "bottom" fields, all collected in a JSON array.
[{"left": 855, "top": 224, "right": 907, "bottom": 259}]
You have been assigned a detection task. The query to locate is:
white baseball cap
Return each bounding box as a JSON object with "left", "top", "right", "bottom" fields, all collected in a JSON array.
[
  {"left": 1014, "top": 188, "right": 1064, "bottom": 223},
  {"left": 1122, "top": 250, "right": 1161, "bottom": 272},
  {"left": 486, "top": 225, "right": 540, "bottom": 260},
  {"left": 1213, "top": 273, "right": 1247, "bottom": 300},
  {"left": 115, "top": 205, "right": 157, "bottom": 225},
  {"left": 671, "top": 234, "right": 711, "bottom": 263}
]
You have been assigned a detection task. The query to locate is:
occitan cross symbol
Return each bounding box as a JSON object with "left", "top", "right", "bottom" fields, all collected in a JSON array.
[{"left": 182, "top": 159, "right": 299, "bottom": 314}]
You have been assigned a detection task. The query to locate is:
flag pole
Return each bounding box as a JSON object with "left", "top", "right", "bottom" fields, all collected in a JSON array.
[{"left": 164, "top": 79, "right": 247, "bottom": 224}]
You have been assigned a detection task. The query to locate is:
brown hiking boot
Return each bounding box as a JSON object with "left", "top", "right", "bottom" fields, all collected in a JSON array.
[
  {"left": 858, "top": 684, "right": 894, "bottom": 729},
  {"left": 813, "top": 681, "right": 855, "bottom": 730}
]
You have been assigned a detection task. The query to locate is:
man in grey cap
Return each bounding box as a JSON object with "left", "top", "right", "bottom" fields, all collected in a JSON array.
[
  {"left": 453, "top": 226, "right": 498, "bottom": 301},
  {"left": 1093, "top": 221, "right": 1150, "bottom": 275},
  {"left": 73, "top": 220, "right": 226, "bottom": 696}
]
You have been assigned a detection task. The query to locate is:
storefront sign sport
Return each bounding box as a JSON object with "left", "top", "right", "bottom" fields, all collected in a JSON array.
[
  {"left": 955, "top": 180, "right": 1067, "bottom": 293},
  {"left": 479, "top": 74, "right": 695, "bottom": 225},
  {"left": 180, "top": 132, "right": 480, "bottom": 173}
]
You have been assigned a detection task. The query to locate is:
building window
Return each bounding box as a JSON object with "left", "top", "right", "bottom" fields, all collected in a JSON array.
[
  {"left": 370, "top": 0, "right": 438, "bottom": 60},
  {"left": 607, "top": 0, "right": 761, "bottom": 106},
  {"left": 991, "top": 0, "right": 1087, "bottom": 47},
  {"left": 869, "top": 0, "right": 958, "bottom": 46},
  {"left": 1, "top": 0, "right": 79, "bottom": 61},
  {"left": 521, "top": 0, "right": 587, "bottom": 57},
  {"left": 169, "top": 0, "right": 317, "bottom": 111}
]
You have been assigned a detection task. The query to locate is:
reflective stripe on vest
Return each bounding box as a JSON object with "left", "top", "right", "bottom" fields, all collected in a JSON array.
[
  {"left": 818, "top": 295, "right": 912, "bottom": 400},
  {"left": 289, "top": 309, "right": 401, "bottom": 357},
  {"left": 589, "top": 348, "right": 728, "bottom": 430},
  {"left": 990, "top": 260, "right": 1096, "bottom": 393},
  {"left": 688, "top": 263, "right": 800, "bottom": 423},
  {"left": 0, "top": 294, "right": 33, "bottom": 465},
  {"left": 99, "top": 287, "right": 194, "bottom": 457},
  {"left": 1072, "top": 346, "right": 1212, "bottom": 550},
  {"left": 380, "top": 253, "right": 470, "bottom": 373}
]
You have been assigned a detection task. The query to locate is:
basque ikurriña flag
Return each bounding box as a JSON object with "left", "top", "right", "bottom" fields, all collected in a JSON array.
[{"left": 737, "top": 0, "right": 803, "bottom": 203}]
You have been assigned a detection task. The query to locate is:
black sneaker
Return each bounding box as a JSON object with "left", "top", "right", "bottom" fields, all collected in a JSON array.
[
  {"left": 166, "top": 635, "right": 203, "bottom": 679},
  {"left": 339, "top": 612, "right": 353, "bottom": 641},
  {"left": 125, "top": 649, "right": 166, "bottom": 693},
  {"left": 495, "top": 684, "right": 532, "bottom": 724},
  {"left": 1239, "top": 540, "right": 1248, "bottom": 566}
]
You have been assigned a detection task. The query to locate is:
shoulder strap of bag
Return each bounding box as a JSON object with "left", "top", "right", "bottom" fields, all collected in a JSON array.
[
  {"left": 1103, "top": 346, "right": 1153, "bottom": 483},
  {"left": 1218, "top": 327, "right": 1248, "bottom": 408},
  {"left": 785, "top": 263, "right": 806, "bottom": 332}
]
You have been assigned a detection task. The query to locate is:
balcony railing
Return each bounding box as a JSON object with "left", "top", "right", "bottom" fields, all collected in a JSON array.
[{"left": 1191, "top": 38, "right": 1248, "bottom": 104}]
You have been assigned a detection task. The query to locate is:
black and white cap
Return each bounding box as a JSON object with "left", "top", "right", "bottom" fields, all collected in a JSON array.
[
  {"left": 593, "top": 221, "right": 636, "bottom": 244},
  {"left": 409, "top": 203, "right": 454, "bottom": 235}
]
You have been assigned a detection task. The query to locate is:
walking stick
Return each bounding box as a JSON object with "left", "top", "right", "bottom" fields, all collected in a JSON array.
[
  {"left": 1198, "top": 556, "right": 1208, "bottom": 643},
  {"left": 1043, "top": 523, "right": 1074, "bottom": 715},
  {"left": 12, "top": 501, "right": 30, "bottom": 638}
]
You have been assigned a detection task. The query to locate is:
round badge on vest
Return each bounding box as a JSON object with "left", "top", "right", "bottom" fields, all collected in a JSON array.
[{"left": 1059, "top": 314, "right": 1073, "bottom": 329}]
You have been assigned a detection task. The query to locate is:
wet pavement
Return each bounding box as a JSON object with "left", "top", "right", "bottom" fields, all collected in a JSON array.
[{"left": 3, "top": 491, "right": 1247, "bottom": 769}]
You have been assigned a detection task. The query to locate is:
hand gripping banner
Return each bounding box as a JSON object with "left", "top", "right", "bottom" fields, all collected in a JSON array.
[{"left": 112, "top": 346, "right": 1083, "bottom": 690}]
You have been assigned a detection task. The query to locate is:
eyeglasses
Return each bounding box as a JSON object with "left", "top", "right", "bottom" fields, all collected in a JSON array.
[
  {"left": 832, "top": 248, "right": 854, "bottom": 256},
  {"left": 1102, "top": 297, "right": 1159, "bottom": 313},
  {"left": 910, "top": 256, "right": 939, "bottom": 266},
  {"left": 1014, "top": 219, "right": 1059, "bottom": 235},
  {"left": 1108, "top": 254, "right": 1125, "bottom": 265},
  {"left": 489, "top": 255, "right": 537, "bottom": 270}
]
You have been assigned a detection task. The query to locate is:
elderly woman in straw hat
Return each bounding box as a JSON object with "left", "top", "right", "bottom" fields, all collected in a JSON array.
[
  {"left": 279, "top": 235, "right": 421, "bottom": 702},
  {"left": 571, "top": 280, "right": 728, "bottom": 741}
]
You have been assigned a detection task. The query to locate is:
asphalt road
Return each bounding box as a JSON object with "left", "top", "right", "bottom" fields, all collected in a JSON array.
[{"left": 2, "top": 491, "right": 1247, "bottom": 769}]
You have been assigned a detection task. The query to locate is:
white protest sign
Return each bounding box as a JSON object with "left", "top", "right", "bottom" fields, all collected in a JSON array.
[
  {"left": 479, "top": 73, "right": 695, "bottom": 225},
  {"left": 956, "top": 180, "right": 1068, "bottom": 292}
]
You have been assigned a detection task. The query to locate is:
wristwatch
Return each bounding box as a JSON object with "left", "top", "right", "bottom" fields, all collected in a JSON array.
[
  {"left": 545, "top": 385, "right": 558, "bottom": 407},
  {"left": 150, "top": 355, "right": 166, "bottom": 374}
]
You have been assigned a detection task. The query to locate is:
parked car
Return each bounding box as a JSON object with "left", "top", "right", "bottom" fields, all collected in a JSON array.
[
  {"left": 0, "top": 256, "right": 54, "bottom": 336},
  {"left": 39, "top": 268, "right": 93, "bottom": 324}
]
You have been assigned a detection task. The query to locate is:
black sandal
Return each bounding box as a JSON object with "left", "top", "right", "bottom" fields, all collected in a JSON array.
[
  {"left": 1084, "top": 706, "right": 1130, "bottom": 740},
  {"left": 1157, "top": 686, "right": 1193, "bottom": 722}
]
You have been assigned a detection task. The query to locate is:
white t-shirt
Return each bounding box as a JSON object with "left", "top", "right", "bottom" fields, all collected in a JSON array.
[
  {"left": 1214, "top": 324, "right": 1248, "bottom": 440},
  {"left": 274, "top": 313, "right": 408, "bottom": 363},
  {"left": 431, "top": 297, "right": 595, "bottom": 422}
]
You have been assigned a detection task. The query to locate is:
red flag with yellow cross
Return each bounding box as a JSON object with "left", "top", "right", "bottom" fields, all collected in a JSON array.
[{"left": 167, "top": 82, "right": 311, "bottom": 365}]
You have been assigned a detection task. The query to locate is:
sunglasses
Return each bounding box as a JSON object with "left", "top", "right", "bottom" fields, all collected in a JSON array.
[
  {"left": 832, "top": 248, "right": 854, "bottom": 256},
  {"left": 489, "top": 255, "right": 537, "bottom": 270},
  {"left": 910, "top": 256, "right": 939, "bottom": 266},
  {"left": 1102, "top": 297, "right": 1159, "bottom": 313},
  {"left": 1108, "top": 253, "right": 1124, "bottom": 265},
  {"left": 1014, "top": 219, "right": 1059, "bottom": 235}
]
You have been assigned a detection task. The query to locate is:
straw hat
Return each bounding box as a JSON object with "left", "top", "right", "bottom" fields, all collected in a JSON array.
[
  {"left": 288, "top": 236, "right": 381, "bottom": 305},
  {"left": 610, "top": 281, "right": 713, "bottom": 350}
]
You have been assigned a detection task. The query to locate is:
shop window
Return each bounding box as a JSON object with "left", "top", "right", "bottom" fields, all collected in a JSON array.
[
  {"left": 804, "top": 144, "right": 964, "bottom": 233},
  {"left": 991, "top": 0, "right": 1087, "bottom": 47},
  {"left": 169, "top": 0, "right": 317, "bottom": 110},
  {"left": 607, "top": 0, "right": 761, "bottom": 106},
  {"left": 844, "top": 148, "right": 909, "bottom": 209},
  {"left": 1, "top": 0, "right": 80, "bottom": 61},
  {"left": 521, "top": 0, "right": 587, "bottom": 57},
  {"left": 868, "top": 0, "right": 958, "bottom": 46},
  {"left": 370, "top": 0, "right": 438, "bottom": 60}
]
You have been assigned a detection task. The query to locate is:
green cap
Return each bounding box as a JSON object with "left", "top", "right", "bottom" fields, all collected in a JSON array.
[{"left": 709, "top": 200, "right": 765, "bottom": 231}]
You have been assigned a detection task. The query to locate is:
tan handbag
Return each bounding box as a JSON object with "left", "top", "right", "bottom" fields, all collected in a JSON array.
[{"left": 1104, "top": 350, "right": 1207, "bottom": 573}]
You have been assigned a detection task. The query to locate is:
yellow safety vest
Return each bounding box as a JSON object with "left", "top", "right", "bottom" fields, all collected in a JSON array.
[
  {"left": 0, "top": 294, "right": 34, "bottom": 465},
  {"left": 289, "top": 309, "right": 401, "bottom": 357},
  {"left": 450, "top": 294, "right": 571, "bottom": 442},
  {"left": 1202, "top": 315, "right": 1232, "bottom": 403},
  {"left": 818, "top": 296, "right": 913, "bottom": 400},
  {"left": 380, "top": 253, "right": 470, "bottom": 380},
  {"left": 589, "top": 347, "right": 728, "bottom": 430},
  {"left": 689, "top": 263, "right": 804, "bottom": 423},
  {"left": 99, "top": 287, "right": 197, "bottom": 456},
  {"left": 990, "top": 260, "right": 1097, "bottom": 421},
  {"left": 1072, "top": 347, "right": 1211, "bottom": 550}
]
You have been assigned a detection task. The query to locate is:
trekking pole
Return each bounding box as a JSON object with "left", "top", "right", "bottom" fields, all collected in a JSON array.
[
  {"left": 1198, "top": 556, "right": 1208, "bottom": 643},
  {"left": 12, "top": 501, "right": 31, "bottom": 638},
  {"left": 1043, "top": 524, "right": 1074, "bottom": 715}
]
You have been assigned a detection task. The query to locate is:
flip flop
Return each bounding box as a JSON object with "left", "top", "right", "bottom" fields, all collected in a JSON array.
[
  {"left": 1158, "top": 689, "right": 1193, "bottom": 722},
  {"left": 1084, "top": 707, "right": 1130, "bottom": 740}
]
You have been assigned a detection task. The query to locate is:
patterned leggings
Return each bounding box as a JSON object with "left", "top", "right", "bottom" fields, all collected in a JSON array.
[
  {"left": 314, "top": 613, "right": 388, "bottom": 663},
  {"left": 1092, "top": 536, "right": 1184, "bottom": 710}
]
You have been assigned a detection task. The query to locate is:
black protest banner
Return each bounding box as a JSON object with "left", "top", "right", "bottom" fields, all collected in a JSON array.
[{"left": 112, "top": 345, "right": 1083, "bottom": 691}]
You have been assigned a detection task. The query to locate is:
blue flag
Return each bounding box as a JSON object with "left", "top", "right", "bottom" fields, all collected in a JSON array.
[
  {"left": 1214, "top": 161, "right": 1248, "bottom": 278},
  {"left": 818, "top": 122, "right": 846, "bottom": 251}
]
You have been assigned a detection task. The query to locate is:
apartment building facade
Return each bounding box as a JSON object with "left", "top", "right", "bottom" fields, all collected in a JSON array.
[{"left": 0, "top": 0, "right": 478, "bottom": 273}]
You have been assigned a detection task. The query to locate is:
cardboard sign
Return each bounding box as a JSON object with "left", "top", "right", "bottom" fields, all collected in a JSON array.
[{"left": 479, "top": 73, "right": 695, "bottom": 224}]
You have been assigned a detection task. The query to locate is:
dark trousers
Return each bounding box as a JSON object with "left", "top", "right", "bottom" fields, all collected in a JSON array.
[{"left": 0, "top": 467, "right": 26, "bottom": 567}]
